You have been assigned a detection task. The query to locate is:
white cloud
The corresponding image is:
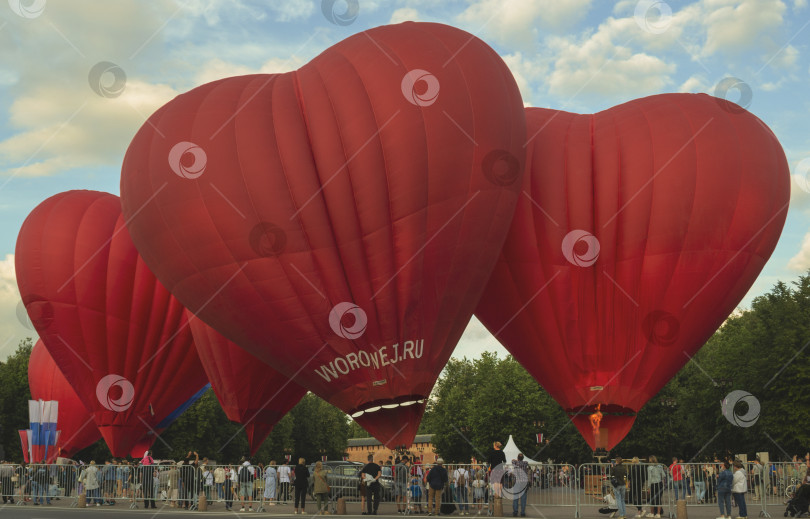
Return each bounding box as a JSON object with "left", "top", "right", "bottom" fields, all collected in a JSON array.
[
  {"left": 791, "top": 156, "right": 810, "bottom": 210},
  {"left": 679, "top": 74, "right": 710, "bottom": 93},
  {"left": 546, "top": 17, "right": 676, "bottom": 101},
  {"left": 795, "top": 0, "right": 808, "bottom": 9},
  {"left": 788, "top": 231, "right": 810, "bottom": 271},
  {"left": 193, "top": 56, "right": 307, "bottom": 86},
  {"left": 0, "top": 254, "right": 38, "bottom": 360},
  {"left": 451, "top": 316, "right": 507, "bottom": 360},
  {"left": 771, "top": 44, "right": 800, "bottom": 69},
  {"left": 458, "top": 0, "right": 592, "bottom": 50},
  {"left": 701, "top": 0, "right": 787, "bottom": 57},
  {"left": 0, "top": 80, "right": 178, "bottom": 177},
  {"left": 389, "top": 7, "right": 420, "bottom": 24},
  {"left": 501, "top": 52, "right": 549, "bottom": 107}
]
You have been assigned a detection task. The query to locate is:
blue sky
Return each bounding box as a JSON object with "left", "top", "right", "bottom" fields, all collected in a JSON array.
[{"left": 0, "top": 0, "right": 808, "bottom": 359}]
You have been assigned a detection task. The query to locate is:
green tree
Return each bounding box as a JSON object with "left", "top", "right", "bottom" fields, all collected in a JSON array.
[{"left": 0, "top": 338, "right": 33, "bottom": 462}]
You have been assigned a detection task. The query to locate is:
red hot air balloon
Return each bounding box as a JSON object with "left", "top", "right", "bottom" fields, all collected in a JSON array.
[
  {"left": 476, "top": 94, "right": 789, "bottom": 451},
  {"left": 16, "top": 190, "right": 210, "bottom": 457},
  {"left": 120, "top": 22, "right": 526, "bottom": 447},
  {"left": 29, "top": 339, "right": 102, "bottom": 459},
  {"left": 189, "top": 312, "right": 307, "bottom": 455}
]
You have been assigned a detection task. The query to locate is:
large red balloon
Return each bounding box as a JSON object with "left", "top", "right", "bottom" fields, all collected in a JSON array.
[
  {"left": 476, "top": 94, "right": 789, "bottom": 451},
  {"left": 189, "top": 313, "right": 307, "bottom": 455},
  {"left": 16, "top": 190, "right": 210, "bottom": 457},
  {"left": 120, "top": 22, "right": 525, "bottom": 447},
  {"left": 29, "top": 339, "right": 102, "bottom": 459}
]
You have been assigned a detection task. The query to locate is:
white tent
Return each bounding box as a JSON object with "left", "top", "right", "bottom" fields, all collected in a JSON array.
[{"left": 503, "top": 435, "right": 541, "bottom": 465}]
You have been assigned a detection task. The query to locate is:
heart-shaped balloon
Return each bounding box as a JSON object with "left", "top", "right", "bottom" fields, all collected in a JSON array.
[
  {"left": 475, "top": 94, "right": 789, "bottom": 451},
  {"left": 16, "top": 190, "right": 210, "bottom": 456},
  {"left": 120, "top": 22, "right": 526, "bottom": 447}
]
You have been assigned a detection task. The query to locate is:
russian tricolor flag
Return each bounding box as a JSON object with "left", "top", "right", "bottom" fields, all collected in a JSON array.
[{"left": 20, "top": 399, "right": 60, "bottom": 463}]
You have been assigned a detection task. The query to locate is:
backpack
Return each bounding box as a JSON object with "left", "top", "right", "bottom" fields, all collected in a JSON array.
[
  {"left": 457, "top": 470, "right": 466, "bottom": 487},
  {"left": 239, "top": 466, "right": 252, "bottom": 483}
]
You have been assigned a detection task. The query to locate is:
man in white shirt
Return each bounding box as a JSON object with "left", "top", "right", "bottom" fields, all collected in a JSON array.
[{"left": 277, "top": 464, "right": 292, "bottom": 504}]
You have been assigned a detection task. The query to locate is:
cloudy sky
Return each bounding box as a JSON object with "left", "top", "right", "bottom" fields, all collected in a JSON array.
[{"left": 0, "top": 0, "right": 808, "bottom": 361}]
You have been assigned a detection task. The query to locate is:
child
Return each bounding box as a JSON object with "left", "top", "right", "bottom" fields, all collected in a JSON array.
[
  {"left": 472, "top": 471, "right": 485, "bottom": 514},
  {"left": 409, "top": 476, "right": 423, "bottom": 513}
]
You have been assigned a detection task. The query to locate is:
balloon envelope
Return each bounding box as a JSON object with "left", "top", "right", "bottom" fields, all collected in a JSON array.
[
  {"left": 16, "top": 190, "right": 210, "bottom": 457},
  {"left": 120, "top": 22, "right": 526, "bottom": 446},
  {"left": 189, "top": 313, "right": 306, "bottom": 455},
  {"left": 476, "top": 94, "right": 789, "bottom": 450},
  {"left": 29, "top": 339, "right": 102, "bottom": 458},
  {"left": 128, "top": 383, "right": 210, "bottom": 458}
]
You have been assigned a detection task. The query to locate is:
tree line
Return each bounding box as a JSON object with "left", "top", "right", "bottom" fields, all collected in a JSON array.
[{"left": 1, "top": 272, "right": 809, "bottom": 465}]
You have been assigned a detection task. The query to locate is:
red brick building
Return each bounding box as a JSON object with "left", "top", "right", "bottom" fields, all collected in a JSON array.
[{"left": 345, "top": 434, "right": 435, "bottom": 463}]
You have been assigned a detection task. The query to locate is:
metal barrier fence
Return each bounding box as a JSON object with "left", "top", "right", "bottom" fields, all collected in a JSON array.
[{"left": 1, "top": 460, "right": 807, "bottom": 515}]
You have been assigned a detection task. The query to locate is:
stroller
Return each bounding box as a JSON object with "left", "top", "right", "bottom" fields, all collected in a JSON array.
[
  {"left": 599, "top": 493, "right": 620, "bottom": 517},
  {"left": 785, "top": 484, "right": 810, "bottom": 517}
]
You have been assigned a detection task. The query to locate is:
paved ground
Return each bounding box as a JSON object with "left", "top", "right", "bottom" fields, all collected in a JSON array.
[{"left": 0, "top": 497, "right": 783, "bottom": 519}]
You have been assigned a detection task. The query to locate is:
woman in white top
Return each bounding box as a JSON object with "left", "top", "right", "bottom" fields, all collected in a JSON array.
[{"left": 731, "top": 460, "right": 748, "bottom": 519}]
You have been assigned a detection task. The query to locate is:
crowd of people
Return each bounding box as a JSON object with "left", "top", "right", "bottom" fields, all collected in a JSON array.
[
  {"left": 606, "top": 455, "right": 810, "bottom": 519},
  {"left": 5, "top": 447, "right": 810, "bottom": 517}
]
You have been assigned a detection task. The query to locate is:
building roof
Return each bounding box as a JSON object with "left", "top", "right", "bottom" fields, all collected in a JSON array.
[{"left": 348, "top": 434, "right": 433, "bottom": 448}]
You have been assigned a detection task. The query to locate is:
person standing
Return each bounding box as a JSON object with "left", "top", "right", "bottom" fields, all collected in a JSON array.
[
  {"left": 395, "top": 456, "right": 410, "bottom": 513},
  {"left": 82, "top": 461, "right": 102, "bottom": 506},
  {"left": 362, "top": 454, "right": 382, "bottom": 515},
  {"left": 293, "top": 457, "right": 309, "bottom": 515},
  {"left": 454, "top": 463, "right": 470, "bottom": 515},
  {"left": 264, "top": 461, "right": 278, "bottom": 506},
  {"left": 511, "top": 454, "right": 530, "bottom": 517},
  {"left": 612, "top": 457, "right": 628, "bottom": 519},
  {"left": 238, "top": 457, "right": 256, "bottom": 512},
  {"left": 669, "top": 458, "right": 684, "bottom": 501},
  {"left": 716, "top": 460, "right": 733, "bottom": 519},
  {"left": 278, "top": 462, "right": 292, "bottom": 504},
  {"left": 214, "top": 465, "right": 226, "bottom": 502},
  {"left": 731, "top": 460, "right": 748, "bottom": 519},
  {"left": 426, "top": 459, "right": 448, "bottom": 516},
  {"left": 751, "top": 458, "right": 763, "bottom": 501},
  {"left": 224, "top": 466, "right": 236, "bottom": 511},
  {"left": 202, "top": 465, "right": 214, "bottom": 503},
  {"left": 140, "top": 451, "right": 156, "bottom": 509},
  {"left": 693, "top": 462, "right": 708, "bottom": 504},
  {"left": 168, "top": 463, "right": 180, "bottom": 507},
  {"left": 487, "top": 442, "right": 507, "bottom": 498},
  {"left": 313, "top": 461, "right": 329, "bottom": 515}
]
